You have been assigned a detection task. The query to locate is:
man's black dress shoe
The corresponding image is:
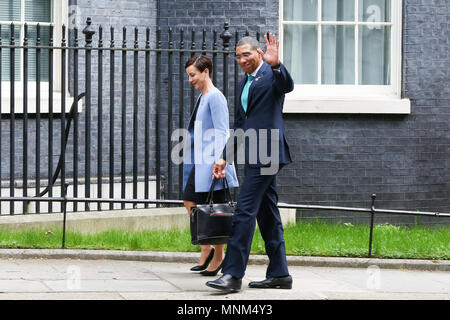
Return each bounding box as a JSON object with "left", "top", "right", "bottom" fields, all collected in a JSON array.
[
  {"left": 190, "top": 247, "right": 214, "bottom": 271},
  {"left": 206, "top": 274, "right": 242, "bottom": 292},
  {"left": 248, "top": 275, "right": 293, "bottom": 289}
]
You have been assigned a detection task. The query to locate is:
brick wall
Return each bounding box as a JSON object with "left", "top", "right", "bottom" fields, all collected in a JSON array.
[
  {"left": 66, "top": 0, "right": 158, "bottom": 177},
  {"left": 279, "top": 0, "right": 450, "bottom": 225},
  {"left": 157, "top": 0, "right": 450, "bottom": 225},
  {"left": 0, "top": 0, "right": 157, "bottom": 182},
  {"left": 156, "top": 0, "right": 449, "bottom": 225},
  {"left": 1, "top": 0, "right": 449, "bottom": 225},
  {"left": 158, "top": 0, "right": 278, "bottom": 33}
]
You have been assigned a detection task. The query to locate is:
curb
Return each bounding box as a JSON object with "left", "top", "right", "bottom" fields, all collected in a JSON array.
[{"left": 0, "top": 248, "right": 448, "bottom": 272}]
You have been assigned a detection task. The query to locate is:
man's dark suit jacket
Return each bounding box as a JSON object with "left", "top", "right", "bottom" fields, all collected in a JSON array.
[{"left": 223, "top": 61, "right": 294, "bottom": 168}]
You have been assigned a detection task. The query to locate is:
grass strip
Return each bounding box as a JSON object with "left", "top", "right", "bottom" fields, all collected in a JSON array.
[{"left": 0, "top": 221, "right": 448, "bottom": 260}]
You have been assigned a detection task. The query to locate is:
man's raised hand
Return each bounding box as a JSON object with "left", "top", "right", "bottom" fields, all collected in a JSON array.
[{"left": 256, "top": 32, "right": 279, "bottom": 67}]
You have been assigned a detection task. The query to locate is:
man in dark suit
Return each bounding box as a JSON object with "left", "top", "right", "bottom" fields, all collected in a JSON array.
[{"left": 206, "top": 33, "right": 294, "bottom": 292}]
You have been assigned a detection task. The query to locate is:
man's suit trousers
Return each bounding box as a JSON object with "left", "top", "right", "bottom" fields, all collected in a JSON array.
[{"left": 221, "top": 165, "right": 289, "bottom": 279}]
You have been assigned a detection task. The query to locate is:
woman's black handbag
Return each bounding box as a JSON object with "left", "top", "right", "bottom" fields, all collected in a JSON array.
[{"left": 190, "top": 178, "right": 235, "bottom": 245}]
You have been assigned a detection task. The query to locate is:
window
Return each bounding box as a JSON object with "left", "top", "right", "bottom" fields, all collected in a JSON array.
[
  {"left": 280, "top": 0, "right": 410, "bottom": 113},
  {"left": 0, "top": 0, "right": 69, "bottom": 113}
]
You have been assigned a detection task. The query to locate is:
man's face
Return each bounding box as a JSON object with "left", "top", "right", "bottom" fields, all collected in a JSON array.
[{"left": 235, "top": 44, "right": 262, "bottom": 75}]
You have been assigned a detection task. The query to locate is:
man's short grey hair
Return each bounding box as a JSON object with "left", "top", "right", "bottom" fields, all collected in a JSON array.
[{"left": 236, "top": 36, "right": 261, "bottom": 50}]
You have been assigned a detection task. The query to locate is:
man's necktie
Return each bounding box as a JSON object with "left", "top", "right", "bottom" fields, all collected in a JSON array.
[{"left": 241, "top": 75, "right": 255, "bottom": 113}]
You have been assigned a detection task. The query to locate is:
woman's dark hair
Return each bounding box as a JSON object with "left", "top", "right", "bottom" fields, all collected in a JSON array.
[{"left": 185, "top": 55, "right": 213, "bottom": 77}]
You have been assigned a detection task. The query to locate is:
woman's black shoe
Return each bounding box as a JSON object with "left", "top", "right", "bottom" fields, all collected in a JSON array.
[
  {"left": 190, "top": 247, "right": 215, "bottom": 271},
  {"left": 199, "top": 261, "right": 223, "bottom": 276}
]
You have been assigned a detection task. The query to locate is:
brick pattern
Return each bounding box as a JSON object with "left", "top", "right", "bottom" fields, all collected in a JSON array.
[
  {"left": 155, "top": 0, "right": 450, "bottom": 224},
  {"left": 279, "top": 0, "right": 450, "bottom": 224},
  {"left": 1, "top": 0, "right": 450, "bottom": 225},
  {"left": 0, "top": 0, "right": 158, "bottom": 182},
  {"left": 158, "top": 0, "right": 278, "bottom": 33}
]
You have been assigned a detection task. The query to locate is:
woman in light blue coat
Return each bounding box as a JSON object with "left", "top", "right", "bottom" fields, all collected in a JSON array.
[{"left": 183, "top": 55, "right": 239, "bottom": 276}]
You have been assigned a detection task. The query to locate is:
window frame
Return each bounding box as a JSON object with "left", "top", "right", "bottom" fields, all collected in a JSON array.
[
  {"left": 279, "top": 0, "right": 410, "bottom": 114},
  {"left": 0, "top": 0, "right": 71, "bottom": 114}
]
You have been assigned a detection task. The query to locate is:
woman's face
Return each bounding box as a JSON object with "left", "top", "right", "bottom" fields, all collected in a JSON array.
[{"left": 186, "top": 65, "right": 209, "bottom": 90}]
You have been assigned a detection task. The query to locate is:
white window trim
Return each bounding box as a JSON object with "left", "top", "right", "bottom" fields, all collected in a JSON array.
[
  {"left": 279, "top": 0, "right": 410, "bottom": 114},
  {"left": 1, "top": 0, "right": 73, "bottom": 114}
]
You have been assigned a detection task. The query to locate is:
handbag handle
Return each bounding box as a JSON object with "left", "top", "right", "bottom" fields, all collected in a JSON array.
[{"left": 205, "top": 176, "right": 233, "bottom": 206}]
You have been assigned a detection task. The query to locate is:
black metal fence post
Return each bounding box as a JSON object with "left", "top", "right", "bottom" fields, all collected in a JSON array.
[
  {"left": 83, "top": 18, "right": 95, "bottom": 212},
  {"left": 213, "top": 30, "right": 218, "bottom": 86},
  {"left": 368, "top": 194, "right": 377, "bottom": 257},
  {"left": 178, "top": 28, "right": 185, "bottom": 198},
  {"left": 61, "top": 24, "right": 67, "bottom": 208},
  {"left": 61, "top": 183, "right": 69, "bottom": 249},
  {"left": 132, "top": 27, "right": 139, "bottom": 208},
  {"left": 155, "top": 27, "right": 161, "bottom": 207},
  {"left": 73, "top": 27, "right": 79, "bottom": 212},
  {"left": 234, "top": 30, "right": 240, "bottom": 200},
  {"left": 189, "top": 29, "right": 195, "bottom": 114},
  {"left": 121, "top": 26, "right": 127, "bottom": 210},
  {"left": 23, "top": 24, "right": 29, "bottom": 214},
  {"left": 35, "top": 23, "right": 41, "bottom": 214},
  {"left": 48, "top": 24, "right": 54, "bottom": 213},
  {"left": 109, "top": 26, "right": 115, "bottom": 210},
  {"left": 167, "top": 28, "right": 173, "bottom": 203},
  {"left": 220, "top": 23, "right": 232, "bottom": 98},
  {"left": 98, "top": 25, "right": 104, "bottom": 211},
  {"left": 144, "top": 27, "right": 150, "bottom": 208},
  {"left": 10, "top": 23, "right": 16, "bottom": 215}
]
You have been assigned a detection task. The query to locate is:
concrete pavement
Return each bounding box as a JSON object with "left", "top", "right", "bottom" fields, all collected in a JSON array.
[{"left": 0, "top": 249, "right": 449, "bottom": 300}]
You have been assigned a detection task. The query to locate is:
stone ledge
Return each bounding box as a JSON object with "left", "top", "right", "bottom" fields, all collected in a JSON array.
[
  {"left": 0, "top": 206, "right": 296, "bottom": 234},
  {"left": 0, "top": 248, "right": 447, "bottom": 271}
]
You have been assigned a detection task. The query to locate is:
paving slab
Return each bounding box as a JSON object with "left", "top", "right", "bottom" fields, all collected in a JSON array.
[
  {"left": 0, "top": 256, "right": 448, "bottom": 301},
  {"left": 0, "top": 279, "right": 51, "bottom": 293},
  {"left": 43, "top": 279, "right": 178, "bottom": 292},
  {"left": 0, "top": 292, "right": 124, "bottom": 300}
]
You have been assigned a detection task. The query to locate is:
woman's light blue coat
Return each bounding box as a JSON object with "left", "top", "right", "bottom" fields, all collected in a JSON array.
[{"left": 183, "top": 87, "right": 239, "bottom": 193}]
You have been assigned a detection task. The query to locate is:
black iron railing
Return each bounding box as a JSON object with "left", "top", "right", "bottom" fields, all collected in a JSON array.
[
  {"left": 1, "top": 190, "right": 449, "bottom": 256},
  {"left": 0, "top": 18, "right": 251, "bottom": 215},
  {"left": 1, "top": 18, "right": 449, "bottom": 258}
]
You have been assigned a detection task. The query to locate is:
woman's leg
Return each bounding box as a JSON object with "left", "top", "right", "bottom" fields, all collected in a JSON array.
[
  {"left": 206, "top": 244, "right": 224, "bottom": 271},
  {"left": 183, "top": 200, "right": 196, "bottom": 216},
  {"left": 184, "top": 200, "right": 213, "bottom": 265}
]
